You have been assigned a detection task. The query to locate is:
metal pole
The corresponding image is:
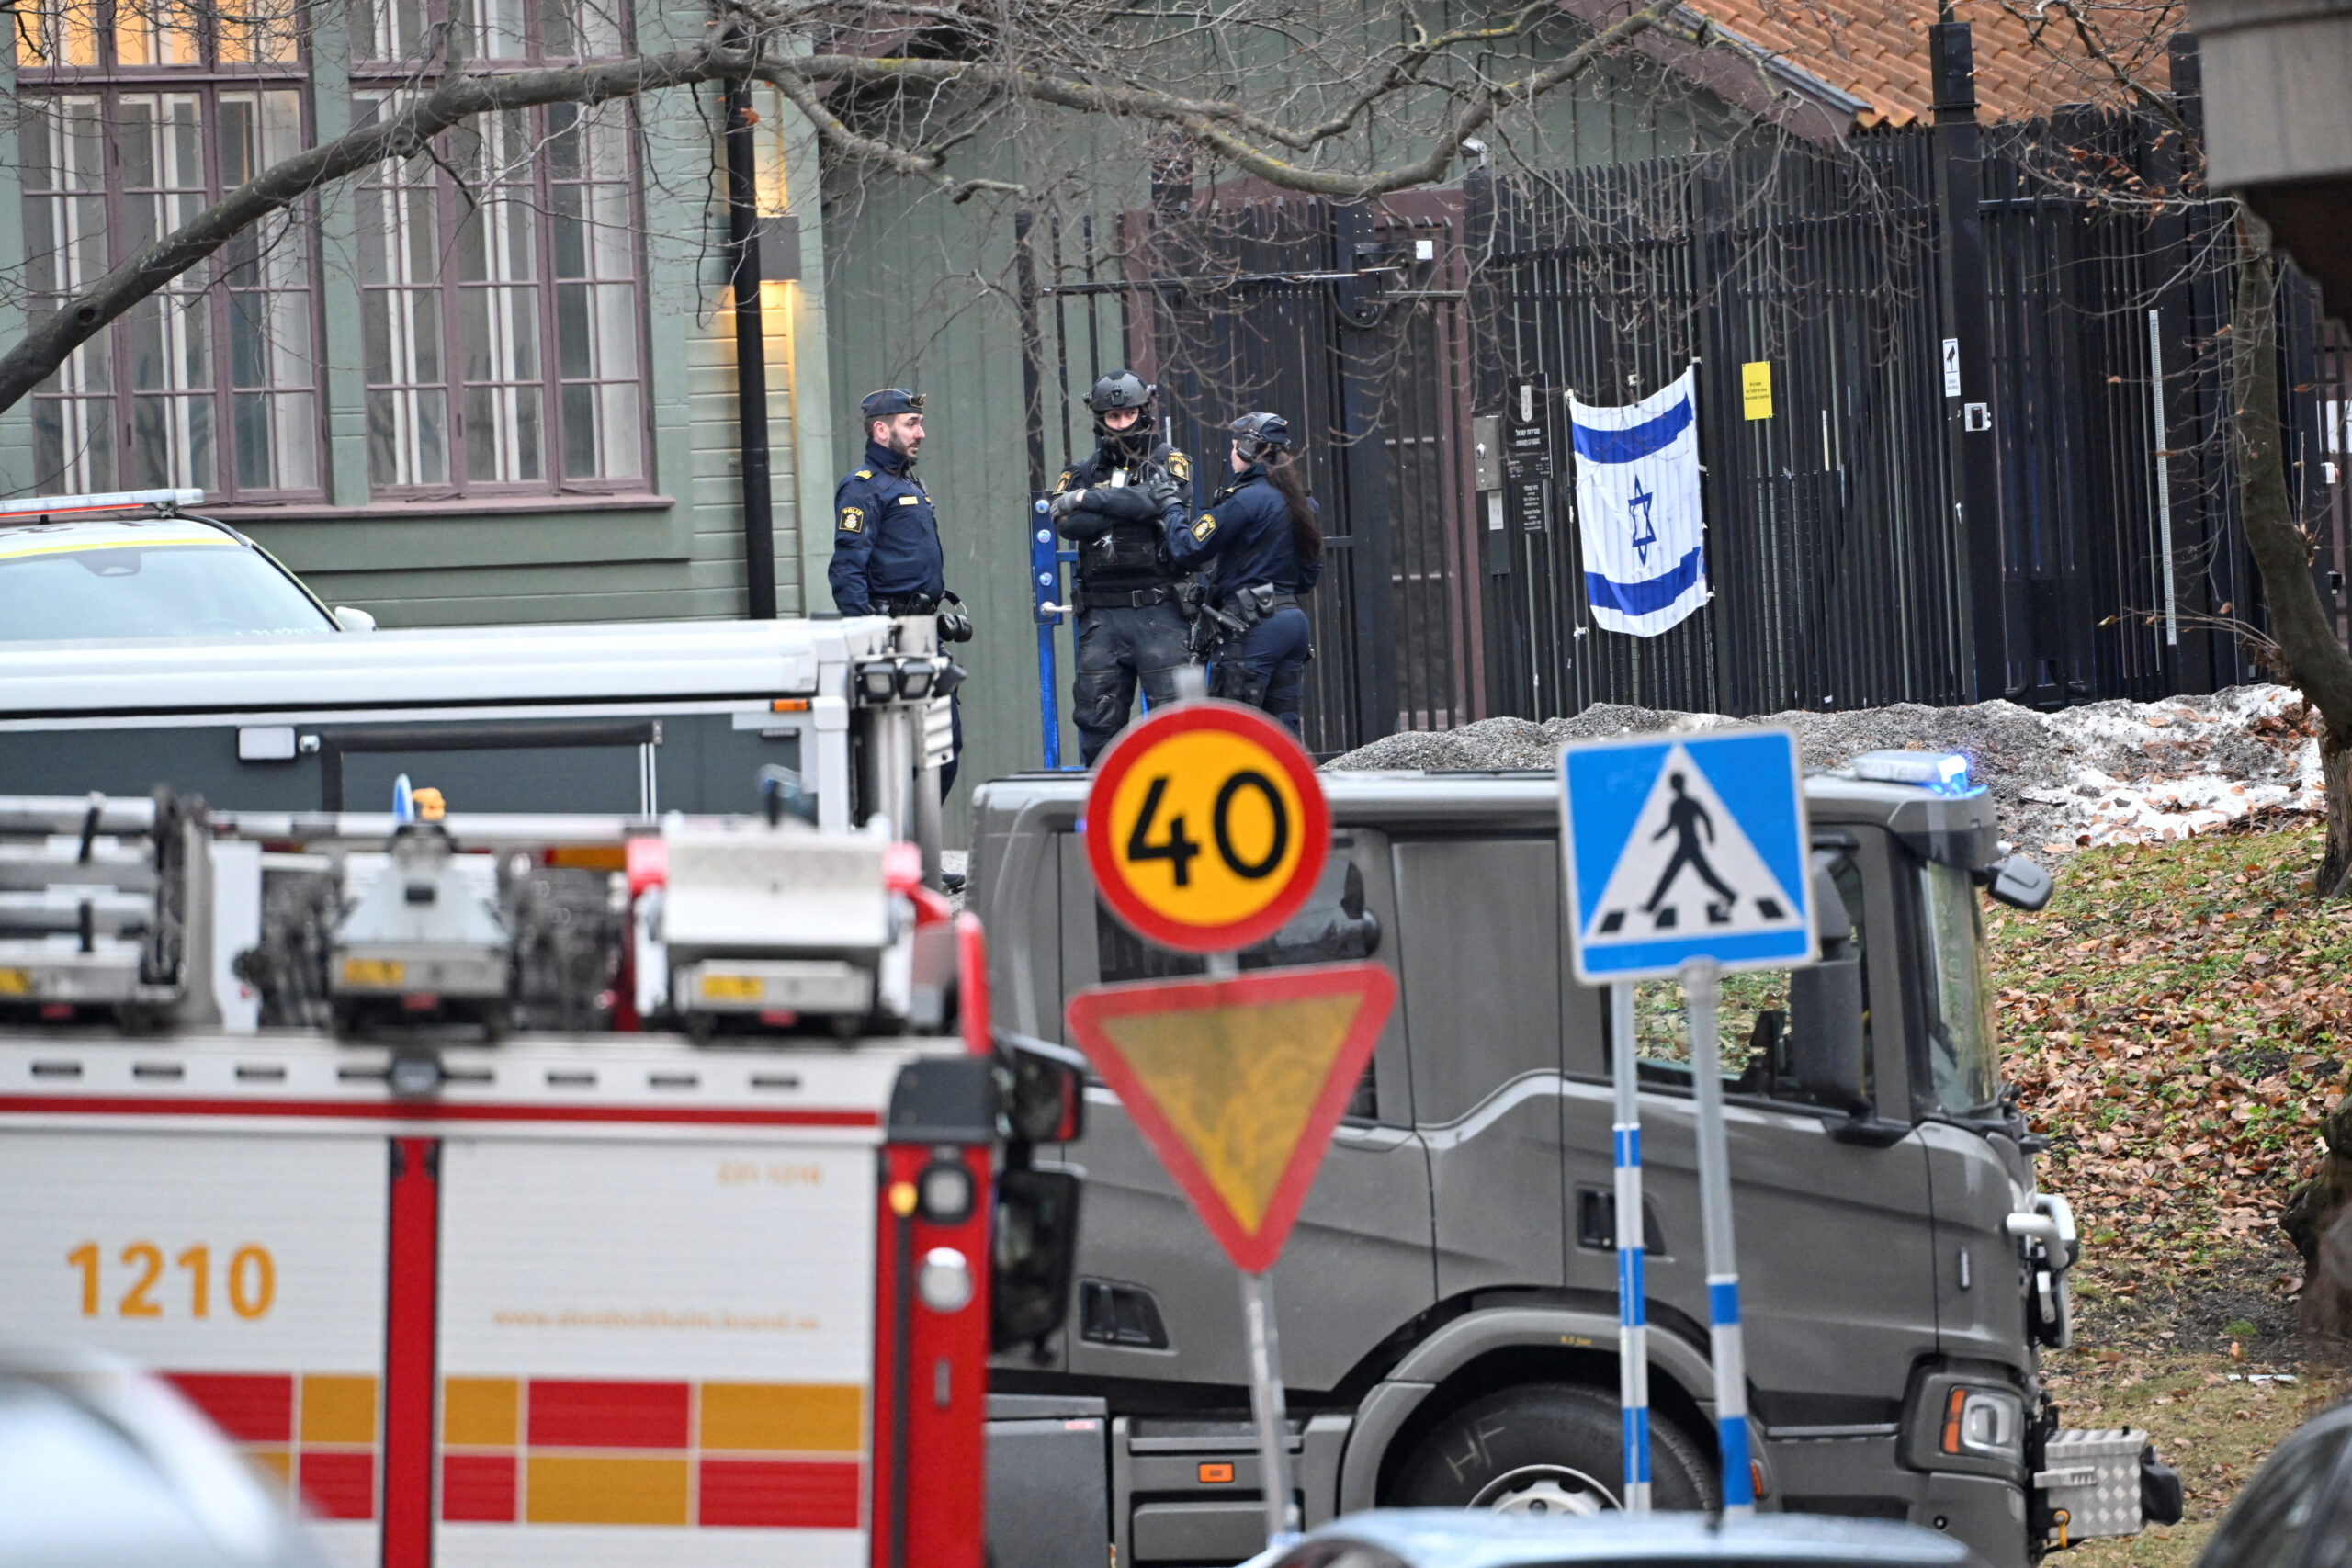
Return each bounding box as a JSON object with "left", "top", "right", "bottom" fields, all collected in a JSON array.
[
  {"left": 1682, "top": 957, "right": 1754, "bottom": 1517},
  {"left": 1611, "top": 981, "right": 1652, "bottom": 1511},
  {"left": 2147, "top": 309, "right": 2180, "bottom": 649},
  {"left": 1031, "top": 499, "right": 1064, "bottom": 768},
  {"left": 722, "top": 69, "right": 777, "bottom": 620},
  {"left": 1239, "top": 1269, "right": 1297, "bottom": 1544},
  {"left": 1210, "top": 942, "right": 1295, "bottom": 1545}
]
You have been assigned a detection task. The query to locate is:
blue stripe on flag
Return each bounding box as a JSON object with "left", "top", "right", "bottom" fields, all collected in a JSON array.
[
  {"left": 1613, "top": 1127, "right": 1639, "bottom": 1165},
  {"left": 1619, "top": 1248, "right": 1645, "bottom": 1316},
  {"left": 1572, "top": 397, "right": 1693, "bottom": 463},
  {"left": 1709, "top": 1280, "right": 1741, "bottom": 1326},
  {"left": 1585, "top": 546, "right": 1702, "bottom": 615}
]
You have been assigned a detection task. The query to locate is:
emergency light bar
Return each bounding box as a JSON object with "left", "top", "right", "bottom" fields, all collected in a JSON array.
[
  {"left": 0, "top": 488, "right": 205, "bottom": 523},
  {"left": 1850, "top": 749, "right": 1974, "bottom": 794}
]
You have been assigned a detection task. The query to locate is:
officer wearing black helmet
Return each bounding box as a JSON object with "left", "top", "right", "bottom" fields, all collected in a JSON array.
[
  {"left": 1046, "top": 370, "right": 1198, "bottom": 764},
  {"left": 1166, "top": 411, "right": 1322, "bottom": 736},
  {"left": 831, "top": 386, "right": 970, "bottom": 788}
]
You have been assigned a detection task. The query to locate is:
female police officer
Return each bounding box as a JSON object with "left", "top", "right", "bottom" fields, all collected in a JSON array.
[{"left": 1166, "top": 411, "right": 1322, "bottom": 736}]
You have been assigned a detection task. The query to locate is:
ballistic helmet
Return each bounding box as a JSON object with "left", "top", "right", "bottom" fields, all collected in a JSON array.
[
  {"left": 1085, "top": 370, "right": 1153, "bottom": 413},
  {"left": 1086, "top": 369, "right": 1158, "bottom": 461},
  {"left": 860, "top": 387, "right": 925, "bottom": 421},
  {"left": 1230, "top": 411, "right": 1293, "bottom": 461}
]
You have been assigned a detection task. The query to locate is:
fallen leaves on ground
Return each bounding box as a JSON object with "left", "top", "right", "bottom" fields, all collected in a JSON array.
[
  {"left": 1984, "top": 819, "right": 2352, "bottom": 1557},
  {"left": 1992, "top": 818, "right": 2352, "bottom": 1324}
]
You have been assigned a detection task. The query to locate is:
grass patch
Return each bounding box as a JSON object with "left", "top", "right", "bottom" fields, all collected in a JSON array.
[{"left": 1984, "top": 819, "right": 2352, "bottom": 1556}]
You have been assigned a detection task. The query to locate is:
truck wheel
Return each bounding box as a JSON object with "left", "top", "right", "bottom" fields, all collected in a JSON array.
[{"left": 1389, "top": 1384, "right": 1718, "bottom": 1514}]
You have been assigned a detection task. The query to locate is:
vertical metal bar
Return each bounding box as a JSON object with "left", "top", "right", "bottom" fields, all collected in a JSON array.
[
  {"left": 1611, "top": 981, "right": 1652, "bottom": 1511},
  {"left": 1239, "top": 1269, "right": 1297, "bottom": 1544},
  {"left": 723, "top": 70, "right": 776, "bottom": 620},
  {"left": 1682, "top": 957, "right": 1753, "bottom": 1516},
  {"left": 2147, "top": 309, "right": 2179, "bottom": 649},
  {"left": 1930, "top": 22, "right": 2005, "bottom": 700}
]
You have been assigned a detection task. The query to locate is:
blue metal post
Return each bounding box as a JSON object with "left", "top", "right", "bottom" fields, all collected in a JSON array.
[
  {"left": 1030, "top": 499, "right": 1064, "bottom": 769},
  {"left": 1611, "top": 981, "right": 1652, "bottom": 1511},
  {"left": 1684, "top": 957, "right": 1755, "bottom": 1516}
]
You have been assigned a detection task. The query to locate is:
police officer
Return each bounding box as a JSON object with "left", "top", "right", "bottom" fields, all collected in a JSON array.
[
  {"left": 1047, "top": 370, "right": 1197, "bottom": 764},
  {"left": 1166, "top": 412, "right": 1321, "bottom": 736},
  {"left": 831, "top": 387, "right": 969, "bottom": 791}
]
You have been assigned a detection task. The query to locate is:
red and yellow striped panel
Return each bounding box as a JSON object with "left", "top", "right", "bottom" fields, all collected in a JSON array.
[
  {"left": 438, "top": 1377, "right": 863, "bottom": 1529},
  {"left": 164, "top": 1371, "right": 379, "bottom": 1522}
]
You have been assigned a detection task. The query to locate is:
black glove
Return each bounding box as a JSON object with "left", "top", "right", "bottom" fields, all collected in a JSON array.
[
  {"left": 1047, "top": 488, "right": 1088, "bottom": 519},
  {"left": 936, "top": 592, "right": 974, "bottom": 644},
  {"left": 1088, "top": 486, "right": 1158, "bottom": 523}
]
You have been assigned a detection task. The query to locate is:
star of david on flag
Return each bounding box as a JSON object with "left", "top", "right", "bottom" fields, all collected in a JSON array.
[{"left": 1570, "top": 365, "right": 1706, "bottom": 637}]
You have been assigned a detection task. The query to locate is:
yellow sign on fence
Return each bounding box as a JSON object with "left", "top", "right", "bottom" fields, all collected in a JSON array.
[{"left": 1742, "top": 361, "right": 1773, "bottom": 421}]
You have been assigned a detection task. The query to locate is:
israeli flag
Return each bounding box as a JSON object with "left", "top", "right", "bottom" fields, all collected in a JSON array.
[{"left": 1570, "top": 366, "right": 1706, "bottom": 637}]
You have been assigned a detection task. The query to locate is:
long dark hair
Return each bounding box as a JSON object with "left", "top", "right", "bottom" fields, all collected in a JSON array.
[{"left": 1263, "top": 452, "right": 1322, "bottom": 564}]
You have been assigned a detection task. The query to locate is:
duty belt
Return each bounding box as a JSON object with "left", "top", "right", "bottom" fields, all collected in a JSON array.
[
  {"left": 879, "top": 592, "right": 941, "bottom": 615},
  {"left": 1075, "top": 583, "right": 1175, "bottom": 611},
  {"left": 1223, "top": 587, "right": 1300, "bottom": 617}
]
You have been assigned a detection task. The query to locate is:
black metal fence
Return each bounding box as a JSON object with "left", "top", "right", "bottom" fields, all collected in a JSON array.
[
  {"left": 1470, "top": 135, "right": 1972, "bottom": 720},
  {"left": 1017, "top": 85, "right": 2351, "bottom": 751}
]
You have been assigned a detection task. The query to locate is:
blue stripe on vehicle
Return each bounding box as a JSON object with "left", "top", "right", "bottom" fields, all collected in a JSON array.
[{"left": 1571, "top": 398, "right": 1693, "bottom": 463}]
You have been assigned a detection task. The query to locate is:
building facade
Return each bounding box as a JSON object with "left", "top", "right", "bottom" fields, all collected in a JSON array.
[{"left": 0, "top": 0, "right": 837, "bottom": 626}]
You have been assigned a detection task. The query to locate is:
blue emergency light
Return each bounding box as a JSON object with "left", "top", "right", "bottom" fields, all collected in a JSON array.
[{"left": 1849, "top": 749, "right": 1977, "bottom": 795}]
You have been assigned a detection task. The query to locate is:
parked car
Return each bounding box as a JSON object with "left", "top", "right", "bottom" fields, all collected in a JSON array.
[
  {"left": 0, "top": 1345, "right": 329, "bottom": 1568},
  {"left": 2193, "top": 1397, "right": 2352, "bottom": 1568},
  {"left": 1241, "top": 1511, "right": 1990, "bottom": 1568},
  {"left": 0, "top": 515, "right": 372, "bottom": 641}
]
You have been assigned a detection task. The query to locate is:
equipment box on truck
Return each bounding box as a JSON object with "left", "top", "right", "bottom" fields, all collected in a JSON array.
[{"left": 0, "top": 791, "right": 1079, "bottom": 1568}]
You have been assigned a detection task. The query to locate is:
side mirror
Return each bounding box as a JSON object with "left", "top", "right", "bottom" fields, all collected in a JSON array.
[
  {"left": 1985, "top": 853, "right": 2052, "bottom": 911},
  {"left": 333, "top": 605, "right": 378, "bottom": 632},
  {"left": 991, "top": 1168, "right": 1080, "bottom": 1351},
  {"left": 1788, "top": 953, "right": 1868, "bottom": 1113},
  {"left": 995, "top": 1032, "right": 1087, "bottom": 1145}
]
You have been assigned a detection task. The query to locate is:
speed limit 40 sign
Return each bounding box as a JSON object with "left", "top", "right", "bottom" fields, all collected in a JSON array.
[{"left": 1086, "top": 702, "right": 1329, "bottom": 953}]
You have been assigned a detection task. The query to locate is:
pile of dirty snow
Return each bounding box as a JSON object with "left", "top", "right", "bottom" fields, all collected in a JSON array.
[{"left": 1326, "top": 684, "right": 2325, "bottom": 853}]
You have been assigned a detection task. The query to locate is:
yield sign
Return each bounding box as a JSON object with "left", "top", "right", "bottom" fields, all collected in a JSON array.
[{"left": 1065, "top": 962, "right": 1396, "bottom": 1273}]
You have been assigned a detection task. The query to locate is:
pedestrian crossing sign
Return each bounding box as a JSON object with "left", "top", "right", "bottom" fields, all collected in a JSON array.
[{"left": 1559, "top": 728, "right": 1815, "bottom": 983}]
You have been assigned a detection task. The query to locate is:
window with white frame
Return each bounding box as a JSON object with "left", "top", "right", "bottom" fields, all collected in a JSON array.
[
  {"left": 350, "top": 0, "right": 646, "bottom": 494},
  {"left": 17, "top": 0, "right": 319, "bottom": 500}
]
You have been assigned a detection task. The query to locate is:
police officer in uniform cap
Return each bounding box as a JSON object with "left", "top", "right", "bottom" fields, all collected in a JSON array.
[
  {"left": 1167, "top": 411, "right": 1322, "bottom": 737},
  {"left": 831, "top": 387, "right": 970, "bottom": 791},
  {"left": 1047, "top": 370, "right": 1197, "bottom": 764}
]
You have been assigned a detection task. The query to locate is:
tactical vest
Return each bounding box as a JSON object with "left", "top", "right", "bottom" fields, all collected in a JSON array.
[{"left": 1072, "top": 443, "right": 1182, "bottom": 591}]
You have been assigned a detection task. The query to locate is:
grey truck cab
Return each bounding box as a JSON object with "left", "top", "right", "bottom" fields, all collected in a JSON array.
[{"left": 973, "top": 757, "right": 2165, "bottom": 1568}]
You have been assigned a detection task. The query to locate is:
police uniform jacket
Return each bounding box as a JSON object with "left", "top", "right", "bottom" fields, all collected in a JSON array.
[
  {"left": 1167, "top": 463, "right": 1323, "bottom": 600},
  {"left": 830, "top": 440, "right": 946, "bottom": 615},
  {"left": 1049, "top": 442, "right": 1194, "bottom": 591}
]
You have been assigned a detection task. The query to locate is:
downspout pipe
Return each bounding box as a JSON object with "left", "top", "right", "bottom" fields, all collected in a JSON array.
[{"left": 724, "top": 59, "right": 779, "bottom": 620}]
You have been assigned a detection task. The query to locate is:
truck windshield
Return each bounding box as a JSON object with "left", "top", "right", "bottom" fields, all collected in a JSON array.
[
  {"left": 0, "top": 539, "right": 334, "bottom": 640},
  {"left": 1918, "top": 861, "right": 2000, "bottom": 1117}
]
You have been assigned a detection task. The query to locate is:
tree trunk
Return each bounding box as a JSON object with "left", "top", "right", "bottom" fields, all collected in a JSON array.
[{"left": 2231, "top": 213, "right": 2352, "bottom": 897}]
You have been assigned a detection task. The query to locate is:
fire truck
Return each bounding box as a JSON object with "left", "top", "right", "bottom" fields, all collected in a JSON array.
[{"left": 0, "top": 784, "right": 1081, "bottom": 1568}]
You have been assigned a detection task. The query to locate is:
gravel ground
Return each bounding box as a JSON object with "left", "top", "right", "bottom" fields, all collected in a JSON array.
[{"left": 1327, "top": 685, "right": 2325, "bottom": 854}]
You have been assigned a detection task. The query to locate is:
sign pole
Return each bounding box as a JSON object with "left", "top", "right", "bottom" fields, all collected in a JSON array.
[
  {"left": 1610, "top": 980, "right": 1652, "bottom": 1512},
  {"left": 1204, "top": 945, "right": 1298, "bottom": 1546},
  {"left": 1682, "top": 956, "right": 1755, "bottom": 1517}
]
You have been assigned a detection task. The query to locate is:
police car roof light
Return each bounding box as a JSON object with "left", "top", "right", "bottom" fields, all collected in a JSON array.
[{"left": 1850, "top": 750, "right": 1973, "bottom": 795}]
